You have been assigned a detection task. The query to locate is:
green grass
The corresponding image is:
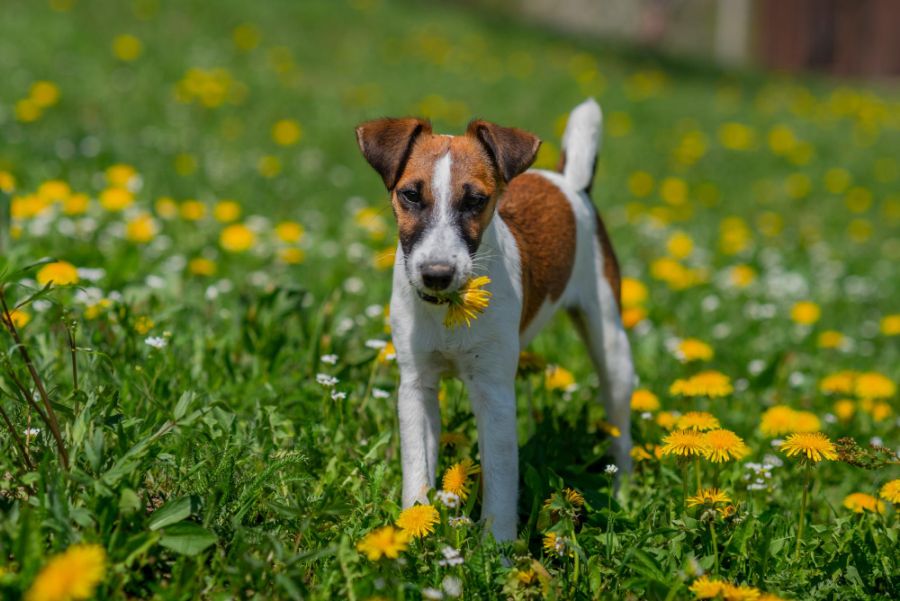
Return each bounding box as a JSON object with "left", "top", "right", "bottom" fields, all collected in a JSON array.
[{"left": 1, "top": 0, "right": 899, "bottom": 599}]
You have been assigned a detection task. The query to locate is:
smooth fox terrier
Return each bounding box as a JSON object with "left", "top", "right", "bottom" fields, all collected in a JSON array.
[{"left": 356, "top": 99, "right": 634, "bottom": 541}]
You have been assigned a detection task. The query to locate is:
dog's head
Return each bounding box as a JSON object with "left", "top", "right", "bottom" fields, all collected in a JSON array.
[{"left": 356, "top": 117, "right": 540, "bottom": 296}]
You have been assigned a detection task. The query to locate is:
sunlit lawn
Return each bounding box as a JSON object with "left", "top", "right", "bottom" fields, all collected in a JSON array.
[{"left": 1, "top": 0, "right": 899, "bottom": 599}]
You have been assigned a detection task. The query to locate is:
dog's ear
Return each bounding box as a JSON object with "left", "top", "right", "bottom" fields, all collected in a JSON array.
[
  {"left": 356, "top": 118, "right": 432, "bottom": 190},
  {"left": 467, "top": 120, "right": 541, "bottom": 183}
]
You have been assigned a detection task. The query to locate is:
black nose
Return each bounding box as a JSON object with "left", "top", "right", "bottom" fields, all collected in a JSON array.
[{"left": 421, "top": 262, "right": 456, "bottom": 291}]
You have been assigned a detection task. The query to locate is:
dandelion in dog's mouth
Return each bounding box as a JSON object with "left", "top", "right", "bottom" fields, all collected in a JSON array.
[{"left": 443, "top": 276, "right": 492, "bottom": 329}]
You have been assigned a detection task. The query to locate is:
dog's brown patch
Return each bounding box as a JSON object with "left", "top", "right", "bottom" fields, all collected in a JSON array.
[
  {"left": 594, "top": 210, "right": 621, "bottom": 310},
  {"left": 499, "top": 173, "right": 576, "bottom": 331}
]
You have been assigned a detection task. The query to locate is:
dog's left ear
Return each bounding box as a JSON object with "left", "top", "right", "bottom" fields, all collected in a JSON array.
[
  {"left": 467, "top": 120, "right": 541, "bottom": 182},
  {"left": 356, "top": 117, "right": 432, "bottom": 190}
]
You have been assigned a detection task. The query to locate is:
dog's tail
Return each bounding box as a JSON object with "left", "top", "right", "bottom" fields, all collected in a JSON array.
[{"left": 557, "top": 98, "right": 602, "bottom": 194}]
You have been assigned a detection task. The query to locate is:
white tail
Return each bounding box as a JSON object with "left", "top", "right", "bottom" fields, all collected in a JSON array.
[{"left": 560, "top": 98, "right": 602, "bottom": 192}]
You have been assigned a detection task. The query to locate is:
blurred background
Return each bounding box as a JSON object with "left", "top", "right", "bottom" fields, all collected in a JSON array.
[{"left": 482, "top": 0, "right": 900, "bottom": 77}]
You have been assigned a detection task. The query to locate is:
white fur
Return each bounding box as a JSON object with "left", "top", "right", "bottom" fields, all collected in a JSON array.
[
  {"left": 390, "top": 100, "right": 633, "bottom": 542},
  {"left": 406, "top": 152, "right": 471, "bottom": 292},
  {"left": 561, "top": 98, "right": 602, "bottom": 192}
]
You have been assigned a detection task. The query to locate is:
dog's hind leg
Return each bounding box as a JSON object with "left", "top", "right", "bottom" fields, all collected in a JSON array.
[{"left": 568, "top": 287, "right": 634, "bottom": 475}]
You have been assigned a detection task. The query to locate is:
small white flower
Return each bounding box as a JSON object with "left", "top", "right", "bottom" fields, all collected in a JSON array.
[
  {"left": 24, "top": 428, "right": 41, "bottom": 438},
  {"left": 365, "top": 339, "right": 388, "bottom": 349},
  {"left": 438, "top": 545, "right": 464, "bottom": 567},
  {"left": 372, "top": 388, "right": 390, "bottom": 399},
  {"left": 331, "top": 390, "right": 347, "bottom": 401},
  {"left": 641, "top": 411, "right": 653, "bottom": 421},
  {"left": 448, "top": 516, "right": 472, "bottom": 528},
  {"left": 144, "top": 336, "right": 167, "bottom": 349},
  {"left": 316, "top": 373, "right": 338, "bottom": 387},
  {"left": 870, "top": 436, "right": 884, "bottom": 447},
  {"left": 436, "top": 490, "right": 461, "bottom": 509},
  {"left": 76, "top": 267, "right": 106, "bottom": 282},
  {"left": 604, "top": 464, "right": 619, "bottom": 476},
  {"left": 442, "top": 575, "right": 463, "bottom": 598},
  {"left": 422, "top": 587, "right": 443, "bottom": 600},
  {"left": 321, "top": 354, "right": 338, "bottom": 365},
  {"left": 365, "top": 304, "right": 384, "bottom": 318}
]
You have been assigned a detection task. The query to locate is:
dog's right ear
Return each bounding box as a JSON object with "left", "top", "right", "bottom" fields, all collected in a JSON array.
[{"left": 356, "top": 118, "right": 432, "bottom": 190}]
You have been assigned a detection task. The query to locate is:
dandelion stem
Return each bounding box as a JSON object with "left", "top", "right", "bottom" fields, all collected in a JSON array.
[
  {"left": 360, "top": 355, "right": 379, "bottom": 411},
  {"left": 709, "top": 520, "right": 719, "bottom": 575},
  {"left": 794, "top": 464, "right": 812, "bottom": 561},
  {"left": 695, "top": 457, "right": 702, "bottom": 492}
]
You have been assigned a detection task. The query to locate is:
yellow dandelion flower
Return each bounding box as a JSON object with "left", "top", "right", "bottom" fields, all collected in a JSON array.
[
  {"left": 721, "top": 583, "right": 762, "bottom": 601},
  {"left": 779, "top": 432, "right": 837, "bottom": 463},
  {"left": 620, "top": 277, "right": 648, "bottom": 308},
  {"left": 134, "top": 316, "right": 154, "bottom": 335},
  {"left": 843, "top": 493, "right": 885, "bottom": 514},
  {"left": 62, "top": 194, "right": 89, "bottom": 215},
  {"left": 759, "top": 405, "right": 797, "bottom": 437},
  {"left": 702, "top": 429, "right": 750, "bottom": 463},
  {"left": 630, "top": 389, "right": 660, "bottom": 412},
  {"left": 278, "top": 247, "right": 305, "bottom": 264},
  {"left": 188, "top": 258, "right": 217, "bottom": 276},
  {"left": 396, "top": 504, "right": 439, "bottom": 538},
  {"left": 444, "top": 276, "right": 492, "bottom": 328},
  {"left": 833, "top": 399, "right": 855, "bottom": 422},
  {"left": 272, "top": 119, "right": 302, "bottom": 146},
  {"left": 36, "top": 261, "right": 79, "bottom": 286},
  {"left": 38, "top": 180, "right": 70, "bottom": 202},
  {"left": 112, "top": 34, "right": 143, "bottom": 62},
  {"left": 687, "top": 488, "right": 732, "bottom": 508},
  {"left": 791, "top": 411, "right": 820, "bottom": 433},
  {"left": 666, "top": 231, "right": 694, "bottom": 259},
  {"left": 542, "top": 532, "right": 570, "bottom": 557},
  {"left": 758, "top": 594, "right": 789, "bottom": 601},
  {"left": 25, "top": 543, "right": 106, "bottom": 601},
  {"left": 155, "top": 197, "right": 179, "bottom": 219},
  {"left": 105, "top": 164, "right": 137, "bottom": 188},
  {"left": 881, "top": 314, "right": 900, "bottom": 336},
  {"left": 7, "top": 309, "right": 31, "bottom": 329},
  {"left": 564, "top": 487, "right": 585, "bottom": 508},
  {"left": 819, "top": 371, "right": 857, "bottom": 395},
  {"left": 817, "top": 330, "right": 844, "bottom": 349},
  {"left": 854, "top": 372, "right": 895, "bottom": 399},
  {"left": 630, "top": 445, "right": 653, "bottom": 461},
  {"left": 374, "top": 246, "right": 397, "bottom": 271},
  {"left": 442, "top": 459, "right": 479, "bottom": 501},
  {"left": 621, "top": 306, "right": 647, "bottom": 329},
  {"left": 879, "top": 479, "right": 900, "bottom": 504},
  {"left": 179, "top": 200, "right": 206, "bottom": 221},
  {"left": 30, "top": 81, "right": 60, "bottom": 108},
  {"left": 660, "top": 429, "right": 706, "bottom": 457},
  {"left": 213, "top": 200, "right": 242, "bottom": 223},
  {"left": 675, "top": 338, "right": 714, "bottom": 362},
  {"left": 729, "top": 264, "right": 756, "bottom": 288},
  {"left": 689, "top": 576, "right": 726, "bottom": 599},
  {"left": 356, "top": 525, "right": 409, "bottom": 561},
  {"left": 670, "top": 371, "right": 733, "bottom": 398},
  {"left": 220, "top": 224, "right": 256, "bottom": 253},
  {"left": 275, "top": 221, "right": 305, "bottom": 243},
  {"left": 676, "top": 411, "right": 720, "bottom": 431},
  {"left": 790, "top": 301, "right": 820, "bottom": 325},
  {"left": 544, "top": 365, "right": 575, "bottom": 391},
  {"left": 99, "top": 187, "right": 133, "bottom": 212},
  {"left": 656, "top": 411, "right": 678, "bottom": 430},
  {"left": 125, "top": 213, "right": 157, "bottom": 244}
]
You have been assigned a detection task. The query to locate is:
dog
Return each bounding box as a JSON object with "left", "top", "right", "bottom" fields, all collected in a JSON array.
[{"left": 356, "top": 99, "right": 634, "bottom": 541}]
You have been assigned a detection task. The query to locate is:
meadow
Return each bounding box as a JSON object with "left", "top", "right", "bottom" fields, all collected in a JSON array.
[{"left": 1, "top": 0, "right": 899, "bottom": 599}]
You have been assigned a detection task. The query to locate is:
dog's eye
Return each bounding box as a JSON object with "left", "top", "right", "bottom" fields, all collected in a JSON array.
[
  {"left": 399, "top": 189, "right": 421, "bottom": 206},
  {"left": 462, "top": 193, "right": 489, "bottom": 211}
]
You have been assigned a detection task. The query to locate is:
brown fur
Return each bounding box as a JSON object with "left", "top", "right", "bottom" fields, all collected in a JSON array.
[
  {"left": 499, "top": 173, "right": 577, "bottom": 331},
  {"left": 594, "top": 211, "right": 621, "bottom": 310}
]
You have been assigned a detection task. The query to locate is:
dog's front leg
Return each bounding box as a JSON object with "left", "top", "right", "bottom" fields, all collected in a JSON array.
[
  {"left": 468, "top": 376, "right": 518, "bottom": 542},
  {"left": 397, "top": 365, "right": 442, "bottom": 508}
]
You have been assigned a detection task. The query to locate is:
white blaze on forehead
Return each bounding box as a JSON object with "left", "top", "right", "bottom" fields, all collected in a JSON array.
[{"left": 431, "top": 151, "right": 453, "bottom": 223}]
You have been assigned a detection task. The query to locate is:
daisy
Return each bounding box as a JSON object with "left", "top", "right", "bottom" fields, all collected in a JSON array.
[{"left": 443, "top": 276, "right": 492, "bottom": 328}]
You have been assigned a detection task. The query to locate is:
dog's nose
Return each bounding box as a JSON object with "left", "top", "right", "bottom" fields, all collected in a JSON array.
[{"left": 421, "top": 262, "right": 456, "bottom": 291}]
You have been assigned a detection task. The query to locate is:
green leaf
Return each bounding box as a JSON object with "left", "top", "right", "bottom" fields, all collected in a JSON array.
[
  {"left": 148, "top": 495, "right": 199, "bottom": 531},
  {"left": 158, "top": 522, "right": 217, "bottom": 556}
]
